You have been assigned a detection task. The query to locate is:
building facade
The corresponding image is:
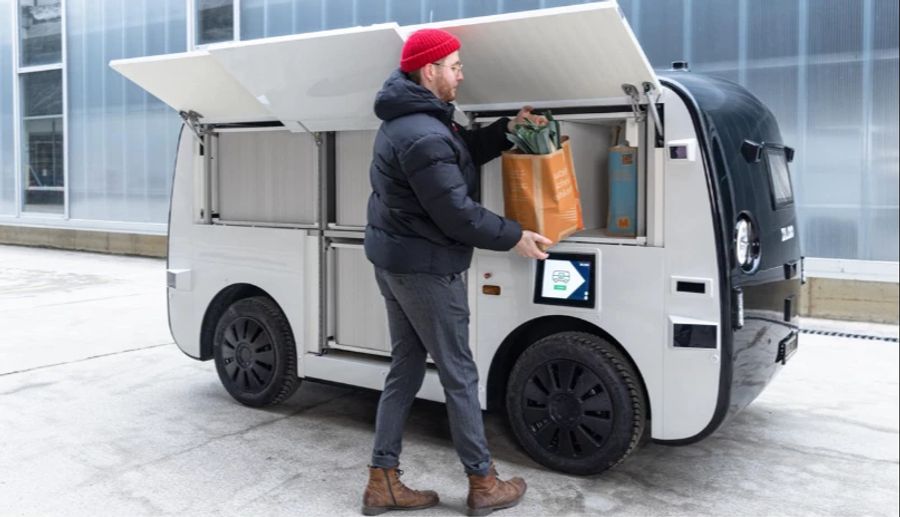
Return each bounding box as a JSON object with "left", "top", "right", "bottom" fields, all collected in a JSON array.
[{"left": 1, "top": 0, "right": 898, "bottom": 267}]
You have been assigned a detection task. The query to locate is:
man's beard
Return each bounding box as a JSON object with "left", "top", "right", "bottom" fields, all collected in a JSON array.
[{"left": 436, "top": 77, "right": 457, "bottom": 102}]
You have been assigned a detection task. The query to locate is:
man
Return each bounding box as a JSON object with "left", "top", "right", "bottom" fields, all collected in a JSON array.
[{"left": 362, "top": 28, "right": 552, "bottom": 516}]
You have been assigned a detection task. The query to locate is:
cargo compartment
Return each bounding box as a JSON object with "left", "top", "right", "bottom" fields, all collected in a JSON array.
[{"left": 479, "top": 110, "right": 656, "bottom": 246}]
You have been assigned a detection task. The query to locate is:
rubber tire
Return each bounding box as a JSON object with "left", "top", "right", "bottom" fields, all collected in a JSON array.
[
  {"left": 213, "top": 296, "right": 299, "bottom": 407},
  {"left": 506, "top": 331, "right": 646, "bottom": 475}
]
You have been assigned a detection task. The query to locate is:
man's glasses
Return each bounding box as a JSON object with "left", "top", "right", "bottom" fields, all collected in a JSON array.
[{"left": 431, "top": 61, "right": 464, "bottom": 74}]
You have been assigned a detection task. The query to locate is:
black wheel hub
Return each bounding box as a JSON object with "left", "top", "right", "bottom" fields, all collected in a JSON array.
[
  {"left": 548, "top": 392, "right": 582, "bottom": 427},
  {"left": 221, "top": 317, "right": 276, "bottom": 394},
  {"left": 522, "top": 360, "right": 613, "bottom": 458},
  {"left": 235, "top": 343, "right": 253, "bottom": 367}
]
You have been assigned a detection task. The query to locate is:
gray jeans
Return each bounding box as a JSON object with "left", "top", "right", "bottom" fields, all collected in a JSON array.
[{"left": 370, "top": 266, "right": 491, "bottom": 476}]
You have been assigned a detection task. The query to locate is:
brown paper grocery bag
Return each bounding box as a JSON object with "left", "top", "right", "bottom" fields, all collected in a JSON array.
[{"left": 501, "top": 140, "right": 585, "bottom": 246}]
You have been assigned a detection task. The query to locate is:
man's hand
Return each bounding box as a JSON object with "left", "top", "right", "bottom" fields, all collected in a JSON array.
[
  {"left": 514, "top": 230, "right": 552, "bottom": 260},
  {"left": 508, "top": 106, "right": 548, "bottom": 133}
]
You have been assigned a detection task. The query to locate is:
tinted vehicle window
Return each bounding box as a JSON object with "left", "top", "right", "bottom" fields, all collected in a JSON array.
[{"left": 766, "top": 147, "right": 794, "bottom": 208}]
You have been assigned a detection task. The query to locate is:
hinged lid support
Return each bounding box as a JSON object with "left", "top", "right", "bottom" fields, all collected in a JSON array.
[
  {"left": 642, "top": 82, "right": 664, "bottom": 138},
  {"left": 179, "top": 110, "right": 206, "bottom": 142},
  {"left": 622, "top": 84, "right": 645, "bottom": 122},
  {"left": 284, "top": 119, "right": 323, "bottom": 146}
]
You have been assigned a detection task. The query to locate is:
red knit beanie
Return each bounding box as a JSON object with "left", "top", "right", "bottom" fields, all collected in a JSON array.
[{"left": 400, "top": 29, "right": 461, "bottom": 73}]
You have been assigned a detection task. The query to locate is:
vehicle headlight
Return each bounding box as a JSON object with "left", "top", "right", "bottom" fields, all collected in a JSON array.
[{"left": 735, "top": 215, "right": 760, "bottom": 271}]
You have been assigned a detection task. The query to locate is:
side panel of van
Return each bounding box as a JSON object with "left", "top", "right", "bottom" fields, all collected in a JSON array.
[
  {"left": 658, "top": 89, "right": 723, "bottom": 439},
  {"left": 167, "top": 127, "right": 198, "bottom": 357},
  {"left": 167, "top": 128, "right": 316, "bottom": 374},
  {"left": 472, "top": 245, "right": 668, "bottom": 430},
  {"left": 473, "top": 92, "right": 723, "bottom": 440}
]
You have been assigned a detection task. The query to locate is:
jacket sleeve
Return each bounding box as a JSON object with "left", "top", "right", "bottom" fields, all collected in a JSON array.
[
  {"left": 457, "top": 117, "right": 513, "bottom": 167},
  {"left": 400, "top": 133, "right": 522, "bottom": 251}
]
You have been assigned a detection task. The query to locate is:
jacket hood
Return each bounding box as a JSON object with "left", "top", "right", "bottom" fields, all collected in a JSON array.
[{"left": 374, "top": 69, "right": 455, "bottom": 123}]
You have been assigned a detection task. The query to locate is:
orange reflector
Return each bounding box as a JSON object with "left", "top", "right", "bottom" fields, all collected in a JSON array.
[{"left": 482, "top": 285, "right": 501, "bottom": 296}]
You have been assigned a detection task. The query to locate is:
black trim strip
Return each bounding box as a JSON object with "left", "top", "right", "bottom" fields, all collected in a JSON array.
[
  {"left": 208, "top": 121, "right": 285, "bottom": 130},
  {"left": 471, "top": 104, "right": 637, "bottom": 119}
]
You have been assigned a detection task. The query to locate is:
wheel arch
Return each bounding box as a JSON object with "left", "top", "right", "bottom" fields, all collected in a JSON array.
[
  {"left": 198, "top": 283, "right": 283, "bottom": 361},
  {"left": 486, "top": 316, "right": 651, "bottom": 422}
]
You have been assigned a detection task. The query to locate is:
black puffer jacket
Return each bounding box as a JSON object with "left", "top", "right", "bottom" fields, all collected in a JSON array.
[{"left": 364, "top": 70, "right": 522, "bottom": 275}]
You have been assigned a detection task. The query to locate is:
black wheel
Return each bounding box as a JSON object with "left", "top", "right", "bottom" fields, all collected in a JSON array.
[
  {"left": 506, "top": 331, "right": 646, "bottom": 475},
  {"left": 213, "top": 296, "right": 299, "bottom": 407}
]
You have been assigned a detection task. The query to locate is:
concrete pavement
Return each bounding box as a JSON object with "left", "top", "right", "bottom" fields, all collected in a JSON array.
[
  {"left": 0, "top": 244, "right": 171, "bottom": 374},
  {"left": 0, "top": 244, "right": 897, "bottom": 516}
]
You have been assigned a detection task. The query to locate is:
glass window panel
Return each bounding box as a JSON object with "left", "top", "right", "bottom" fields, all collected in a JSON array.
[
  {"left": 290, "top": 0, "right": 324, "bottom": 34},
  {"left": 18, "top": 0, "right": 61, "bottom": 67},
  {"left": 808, "top": 0, "right": 863, "bottom": 56},
  {"left": 241, "top": 0, "right": 295, "bottom": 39},
  {"left": 324, "top": 0, "right": 356, "bottom": 29},
  {"left": 800, "top": 206, "right": 860, "bottom": 260},
  {"left": 197, "top": 0, "right": 233, "bottom": 45},
  {"left": 67, "top": 0, "right": 185, "bottom": 223},
  {"left": 765, "top": 147, "right": 793, "bottom": 207},
  {"left": 2, "top": 0, "right": 890, "bottom": 262},
  {"left": 419, "top": 0, "right": 464, "bottom": 23},
  {"left": 545, "top": 0, "right": 593, "bottom": 9},
  {"left": 803, "top": 62, "right": 863, "bottom": 207},
  {"left": 691, "top": 0, "right": 739, "bottom": 68},
  {"left": 385, "top": 0, "right": 421, "bottom": 26},
  {"left": 808, "top": 62, "right": 863, "bottom": 127},
  {"left": 21, "top": 69, "right": 62, "bottom": 117},
  {"left": 637, "top": 0, "right": 685, "bottom": 68},
  {"left": 378, "top": 1, "right": 590, "bottom": 29},
  {"left": 264, "top": 0, "right": 294, "bottom": 37},
  {"left": 355, "top": 1, "right": 387, "bottom": 26},
  {"left": 747, "top": 0, "right": 799, "bottom": 61},
  {"left": 458, "top": 0, "right": 495, "bottom": 18},
  {"left": 874, "top": 0, "right": 899, "bottom": 51},
  {"left": 498, "top": 0, "right": 541, "bottom": 14},
  {"left": 866, "top": 208, "right": 899, "bottom": 261},
  {"left": 1, "top": 0, "right": 15, "bottom": 214},
  {"left": 746, "top": 66, "right": 798, "bottom": 135},
  {"left": 240, "top": 0, "right": 265, "bottom": 39},
  {"left": 869, "top": 59, "right": 900, "bottom": 208},
  {"left": 22, "top": 116, "right": 64, "bottom": 213}
]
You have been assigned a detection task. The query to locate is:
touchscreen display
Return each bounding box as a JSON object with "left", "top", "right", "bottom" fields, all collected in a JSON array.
[{"left": 534, "top": 253, "right": 595, "bottom": 308}]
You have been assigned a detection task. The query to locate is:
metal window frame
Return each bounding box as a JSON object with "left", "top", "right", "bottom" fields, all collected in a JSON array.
[
  {"left": 11, "top": 0, "right": 68, "bottom": 219},
  {"left": 10, "top": 0, "right": 20, "bottom": 218},
  {"left": 188, "top": 0, "right": 240, "bottom": 50}
]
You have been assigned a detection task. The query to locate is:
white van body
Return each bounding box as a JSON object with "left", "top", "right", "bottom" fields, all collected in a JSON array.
[{"left": 112, "top": 1, "right": 801, "bottom": 474}]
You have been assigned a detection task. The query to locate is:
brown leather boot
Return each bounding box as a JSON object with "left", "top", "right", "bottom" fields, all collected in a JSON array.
[
  {"left": 466, "top": 463, "right": 527, "bottom": 516},
  {"left": 361, "top": 466, "right": 439, "bottom": 515}
]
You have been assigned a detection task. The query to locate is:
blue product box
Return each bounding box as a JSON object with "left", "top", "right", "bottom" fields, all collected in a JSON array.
[{"left": 607, "top": 145, "right": 637, "bottom": 236}]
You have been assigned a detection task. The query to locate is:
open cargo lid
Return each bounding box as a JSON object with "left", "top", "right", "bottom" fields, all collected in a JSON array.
[
  {"left": 405, "top": 1, "right": 659, "bottom": 111},
  {"left": 109, "top": 51, "right": 274, "bottom": 124},
  {"left": 111, "top": 24, "right": 403, "bottom": 130},
  {"left": 111, "top": 2, "right": 657, "bottom": 129},
  {"left": 208, "top": 24, "right": 403, "bottom": 131}
]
